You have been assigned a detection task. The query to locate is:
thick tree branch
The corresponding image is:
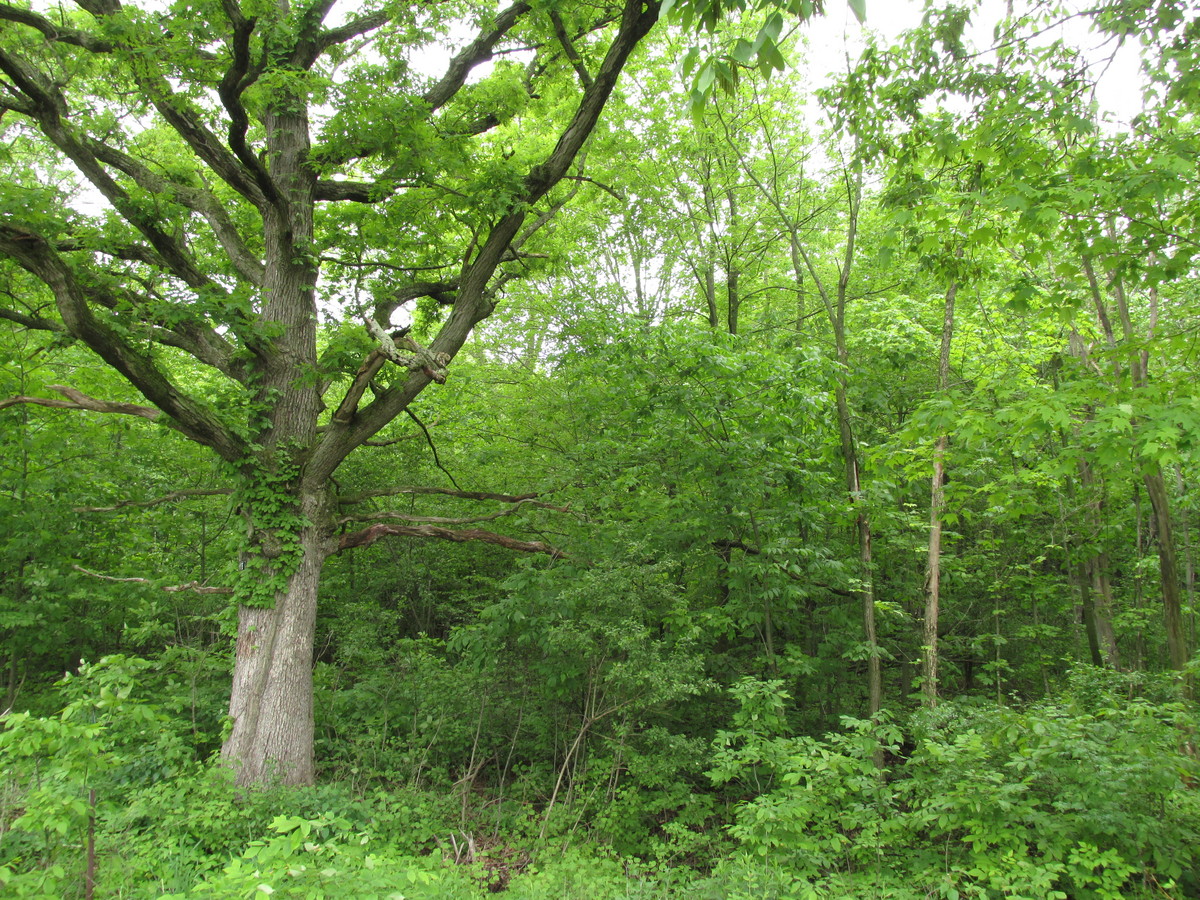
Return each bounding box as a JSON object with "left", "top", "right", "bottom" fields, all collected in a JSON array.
[
  {"left": 423, "top": 2, "right": 533, "bottom": 112},
  {"left": 330, "top": 349, "right": 386, "bottom": 424},
  {"left": 0, "top": 3, "right": 113, "bottom": 52},
  {"left": 216, "top": 1, "right": 280, "bottom": 209},
  {"left": 313, "top": 178, "right": 405, "bottom": 203},
  {"left": 307, "top": 0, "right": 660, "bottom": 483},
  {"left": 0, "top": 384, "right": 162, "bottom": 420},
  {"left": 139, "top": 81, "right": 264, "bottom": 207},
  {"left": 0, "top": 5, "right": 256, "bottom": 205},
  {"left": 0, "top": 48, "right": 246, "bottom": 296},
  {"left": 337, "top": 522, "right": 564, "bottom": 557},
  {"left": 0, "top": 305, "right": 63, "bottom": 332},
  {"left": 0, "top": 226, "right": 248, "bottom": 462},
  {"left": 307, "top": 10, "right": 390, "bottom": 63},
  {"left": 374, "top": 280, "right": 458, "bottom": 323},
  {"left": 53, "top": 232, "right": 247, "bottom": 379}
]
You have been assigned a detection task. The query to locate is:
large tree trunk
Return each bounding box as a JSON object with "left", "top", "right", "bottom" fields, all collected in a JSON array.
[{"left": 222, "top": 494, "right": 336, "bottom": 785}]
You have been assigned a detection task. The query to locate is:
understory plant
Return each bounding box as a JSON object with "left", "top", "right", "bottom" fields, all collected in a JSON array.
[{"left": 707, "top": 672, "right": 1200, "bottom": 899}]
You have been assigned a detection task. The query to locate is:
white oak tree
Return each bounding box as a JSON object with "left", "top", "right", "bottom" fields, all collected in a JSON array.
[{"left": 0, "top": 0, "right": 665, "bottom": 786}]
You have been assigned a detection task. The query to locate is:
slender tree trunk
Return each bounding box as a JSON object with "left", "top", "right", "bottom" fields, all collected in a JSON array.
[
  {"left": 922, "top": 277, "right": 959, "bottom": 708},
  {"left": 1178, "top": 468, "right": 1197, "bottom": 653},
  {"left": 1143, "top": 470, "right": 1190, "bottom": 673},
  {"left": 725, "top": 188, "right": 740, "bottom": 335},
  {"left": 789, "top": 235, "right": 806, "bottom": 332},
  {"left": 703, "top": 261, "right": 719, "bottom": 329},
  {"left": 1075, "top": 460, "right": 1121, "bottom": 668},
  {"left": 726, "top": 265, "right": 740, "bottom": 336},
  {"left": 809, "top": 170, "right": 880, "bottom": 719},
  {"left": 833, "top": 371, "right": 880, "bottom": 717},
  {"left": 1084, "top": 254, "right": 1188, "bottom": 682},
  {"left": 1078, "top": 559, "right": 1103, "bottom": 666}
]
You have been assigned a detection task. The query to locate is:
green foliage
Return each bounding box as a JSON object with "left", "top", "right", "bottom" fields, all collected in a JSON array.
[
  {"left": 704, "top": 673, "right": 1200, "bottom": 898},
  {"left": 158, "top": 811, "right": 468, "bottom": 900},
  {"left": 0, "top": 655, "right": 197, "bottom": 897},
  {"left": 2, "top": 0, "right": 1200, "bottom": 894}
]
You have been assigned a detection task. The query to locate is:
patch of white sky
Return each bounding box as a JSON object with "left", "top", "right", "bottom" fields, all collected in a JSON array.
[
  {"left": 799, "top": 0, "right": 1145, "bottom": 127},
  {"left": 403, "top": 1, "right": 1146, "bottom": 125}
]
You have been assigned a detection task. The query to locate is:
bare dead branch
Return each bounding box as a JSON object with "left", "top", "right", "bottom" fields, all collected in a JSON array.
[
  {"left": 0, "top": 384, "right": 162, "bottom": 420},
  {"left": 72, "top": 564, "right": 234, "bottom": 594},
  {"left": 339, "top": 485, "right": 548, "bottom": 505},
  {"left": 366, "top": 317, "right": 451, "bottom": 383},
  {"left": 338, "top": 522, "right": 564, "bottom": 557},
  {"left": 74, "top": 488, "right": 231, "bottom": 513}
]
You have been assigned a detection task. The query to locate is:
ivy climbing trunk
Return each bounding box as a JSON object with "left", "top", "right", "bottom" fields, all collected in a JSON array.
[{"left": 223, "top": 491, "right": 337, "bottom": 785}]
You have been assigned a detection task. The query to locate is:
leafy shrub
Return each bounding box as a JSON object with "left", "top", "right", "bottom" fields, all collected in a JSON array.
[
  {"left": 705, "top": 673, "right": 1200, "bottom": 899},
  {"left": 0, "top": 655, "right": 196, "bottom": 898}
]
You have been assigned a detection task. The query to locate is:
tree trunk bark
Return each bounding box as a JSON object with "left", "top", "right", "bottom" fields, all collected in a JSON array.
[
  {"left": 922, "top": 277, "right": 959, "bottom": 708},
  {"left": 1143, "top": 469, "right": 1190, "bottom": 675},
  {"left": 1075, "top": 459, "right": 1121, "bottom": 668},
  {"left": 222, "top": 488, "right": 338, "bottom": 786},
  {"left": 834, "top": 378, "right": 881, "bottom": 717}
]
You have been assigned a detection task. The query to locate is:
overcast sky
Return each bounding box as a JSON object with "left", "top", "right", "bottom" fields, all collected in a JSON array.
[{"left": 800, "top": 0, "right": 1145, "bottom": 125}]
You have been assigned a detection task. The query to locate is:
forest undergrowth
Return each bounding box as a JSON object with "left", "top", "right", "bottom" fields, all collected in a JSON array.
[{"left": 1, "top": 656, "right": 1197, "bottom": 899}]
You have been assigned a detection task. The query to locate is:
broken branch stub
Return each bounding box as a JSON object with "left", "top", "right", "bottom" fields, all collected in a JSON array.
[{"left": 366, "top": 318, "right": 451, "bottom": 384}]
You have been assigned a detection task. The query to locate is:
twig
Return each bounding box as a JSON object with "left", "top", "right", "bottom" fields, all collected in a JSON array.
[{"left": 406, "top": 407, "right": 461, "bottom": 489}]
